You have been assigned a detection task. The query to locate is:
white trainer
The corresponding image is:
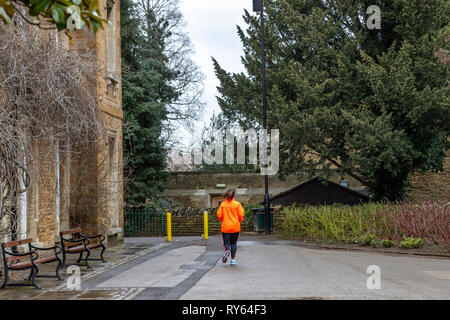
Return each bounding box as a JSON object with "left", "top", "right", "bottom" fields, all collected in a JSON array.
[{"left": 222, "top": 250, "right": 230, "bottom": 263}]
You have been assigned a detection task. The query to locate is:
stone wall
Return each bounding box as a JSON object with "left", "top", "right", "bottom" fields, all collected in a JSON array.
[
  {"left": 35, "top": 140, "right": 58, "bottom": 245},
  {"left": 70, "top": 0, "right": 124, "bottom": 246},
  {"left": 406, "top": 152, "right": 450, "bottom": 203},
  {"left": 164, "top": 154, "right": 450, "bottom": 206},
  {"left": 16, "top": 0, "right": 124, "bottom": 247},
  {"left": 165, "top": 210, "right": 283, "bottom": 237},
  {"left": 168, "top": 211, "right": 253, "bottom": 237},
  {"left": 162, "top": 170, "right": 366, "bottom": 207},
  {"left": 170, "top": 214, "right": 223, "bottom": 236}
]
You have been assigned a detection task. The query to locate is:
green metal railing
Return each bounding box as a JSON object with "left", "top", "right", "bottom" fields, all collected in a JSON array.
[{"left": 124, "top": 207, "right": 164, "bottom": 237}]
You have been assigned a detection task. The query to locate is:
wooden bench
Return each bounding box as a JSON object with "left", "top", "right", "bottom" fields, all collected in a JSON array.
[
  {"left": 1, "top": 238, "right": 63, "bottom": 290},
  {"left": 60, "top": 228, "right": 106, "bottom": 269}
]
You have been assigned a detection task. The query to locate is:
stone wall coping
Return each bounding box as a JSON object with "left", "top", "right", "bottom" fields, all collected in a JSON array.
[
  {"left": 108, "top": 227, "right": 123, "bottom": 236},
  {"left": 165, "top": 170, "right": 261, "bottom": 175}
]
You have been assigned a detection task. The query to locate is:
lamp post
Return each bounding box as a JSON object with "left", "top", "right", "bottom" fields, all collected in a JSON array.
[{"left": 253, "top": 0, "right": 270, "bottom": 235}]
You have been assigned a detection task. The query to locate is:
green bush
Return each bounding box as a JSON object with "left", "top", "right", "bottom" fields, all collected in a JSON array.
[
  {"left": 361, "top": 234, "right": 377, "bottom": 247},
  {"left": 400, "top": 237, "right": 422, "bottom": 249},
  {"left": 381, "top": 239, "right": 395, "bottom": 248},
  {"left": 242, "top": 204, "right": 262, "bottom": 231},
  {"left": 280, "top": 203, "right": 387, "bottom": 242},
  {"left": 279, "top": 202, "right": 450, "bottom": 251}
]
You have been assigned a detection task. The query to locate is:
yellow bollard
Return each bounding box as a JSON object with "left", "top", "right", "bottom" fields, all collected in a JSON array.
[
  {"left": 167, "top": 212, "right": 172, "bottom": 242},
  {"left": 203, "top": 211, "right": 208, "bottom": 240}
]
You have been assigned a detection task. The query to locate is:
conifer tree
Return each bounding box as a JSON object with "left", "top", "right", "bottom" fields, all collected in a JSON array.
[
  {"left": 121, "top": 0, "right": 203, "bottom": 204},
  {"left": 213, "top": 0, "right": 449, "bottom": 200},
  {"left": 121, "top": 0, "right": 175, "bottom": 204}
]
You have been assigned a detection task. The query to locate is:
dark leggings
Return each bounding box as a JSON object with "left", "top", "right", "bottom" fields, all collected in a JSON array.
[{"left": 222, "top": 232, "right": 239, "bottom": 259}]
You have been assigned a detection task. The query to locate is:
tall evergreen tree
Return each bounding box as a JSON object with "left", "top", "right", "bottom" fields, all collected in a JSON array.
[
  {"left": 213, "top": 0, "right": 449, "bottom": 200},
  {"left": 121, "top": 0, "right": 203, "bottom": 204},
  {"left": 121, "top": 0, "right": 176, "bottom": 204}
]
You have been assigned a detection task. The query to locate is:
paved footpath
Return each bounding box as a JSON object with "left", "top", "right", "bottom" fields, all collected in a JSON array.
[{"left": 0, "top": 235, "right": 449, "bottom": 300}]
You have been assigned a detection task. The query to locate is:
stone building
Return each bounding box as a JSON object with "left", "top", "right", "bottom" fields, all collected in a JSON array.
[{"left": 14, "top": 0, "right": 124, "bottom": 247}]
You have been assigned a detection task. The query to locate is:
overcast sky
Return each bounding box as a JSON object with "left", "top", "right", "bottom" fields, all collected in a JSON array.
[{"left": 174, "top": 0, "right": 254, "bottom": 149}]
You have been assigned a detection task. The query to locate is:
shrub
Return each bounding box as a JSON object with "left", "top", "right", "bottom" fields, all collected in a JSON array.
[
  {"left": 280, "top": 201, "right": 449, "bottom": 251},
  {"left": 361, "top": 234, "right": 377, "bottom": 247},
  {"left": 281, "top": 203, "right": 386, "bottom": 242},
  {"left": 400, "top": 237, "right": 422, "bottom": 249},
  {"left": 242, "top": 204, "right": 263, "bottom": 231},
  {"left": 381, "top": 239, "right": 395, "bottom": 248}
]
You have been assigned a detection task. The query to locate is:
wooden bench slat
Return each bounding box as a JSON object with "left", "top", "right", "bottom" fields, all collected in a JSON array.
[
  {"left": 64, "top": 241, "right": 84, "bottom": 248},
  {"left": 2, "top": 238, "right": 33, "bottom": 248},
  {"left": 5, "top": 256, "right": 31, "bottom": 263},
  {"left": 66, "top": 245, "right": 85, "bottom": 253},
  {"left": 60, "top": 228, "right": 81, "bottom": 236},
  {"left": 2, "top": 241, "right": 20, "bottom": 248},
  {"left": 35, "top": 256, "right": 57, "bottom": 264},
  {"left": 9, "top": 260, "right": 32, "bottom": 269}
]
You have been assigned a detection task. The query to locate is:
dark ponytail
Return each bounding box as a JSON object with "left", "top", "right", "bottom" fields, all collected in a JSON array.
[{"left": 225, "top": 189, "right": 235, "bottom": 199}]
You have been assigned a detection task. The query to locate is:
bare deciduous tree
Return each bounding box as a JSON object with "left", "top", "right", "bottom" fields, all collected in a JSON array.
[{"left": 136, "top": 0, "right": 205, "bottom": 135}]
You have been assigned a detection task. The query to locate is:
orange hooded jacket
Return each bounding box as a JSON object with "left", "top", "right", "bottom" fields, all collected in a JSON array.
[{"left": 217, "top": 198, "right": 245, "bottom": 233}]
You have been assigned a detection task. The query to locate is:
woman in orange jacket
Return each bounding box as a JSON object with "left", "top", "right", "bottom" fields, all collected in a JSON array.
[{"left": 217, "top": 189, "right": 244, "bottom": 265}]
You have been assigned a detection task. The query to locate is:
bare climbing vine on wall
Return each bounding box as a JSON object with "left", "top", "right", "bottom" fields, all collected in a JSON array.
[{"left": 0, "top": 19, "right": 104, "bottom": 240}]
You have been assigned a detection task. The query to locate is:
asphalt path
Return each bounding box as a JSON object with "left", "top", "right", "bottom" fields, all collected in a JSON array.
[{"left": 86, "top": 236, "right": 450, "bottom": 300}]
